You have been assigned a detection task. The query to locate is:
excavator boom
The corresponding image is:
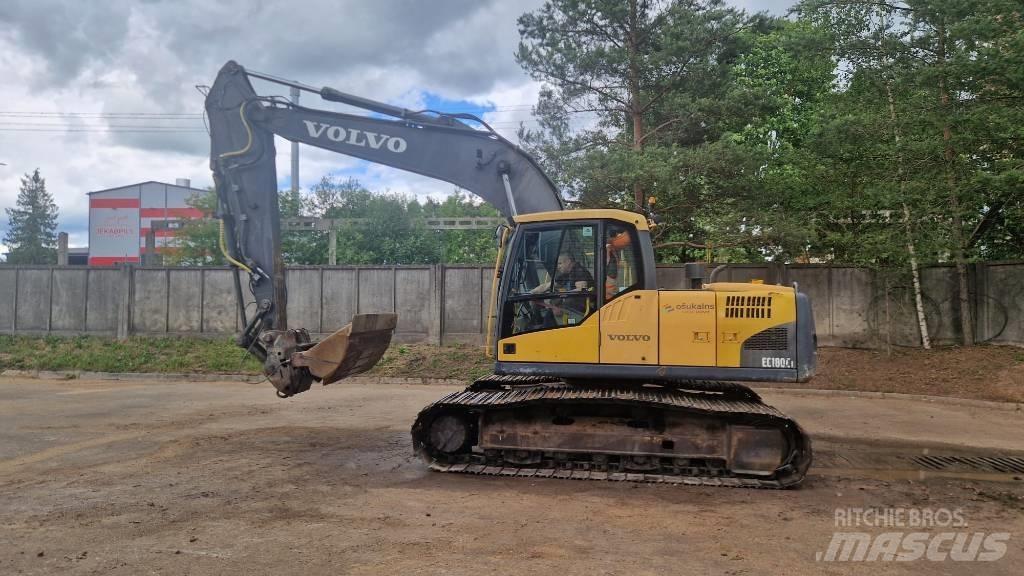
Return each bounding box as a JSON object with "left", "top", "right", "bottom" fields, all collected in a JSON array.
[{"left": 206, "top": 60, "right": 562, "bottom": 396}]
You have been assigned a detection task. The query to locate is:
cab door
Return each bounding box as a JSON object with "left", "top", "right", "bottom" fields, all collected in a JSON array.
[
  {"left": 496, "top": 222, "right": 599, "bottom": 363},
  {"left": 598, "top": 221, "right": 658, "bottom": 364}
]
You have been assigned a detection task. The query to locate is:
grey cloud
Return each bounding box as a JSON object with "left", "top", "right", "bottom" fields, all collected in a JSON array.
[
  {"left": 108, "top": 130, "right": 208, "bottom": 155},
  {"left": 2, "top": 0, "right": 543, "bottom": 96},
  {"left": 0, "top": 1, "right": 134, "bottom": 87},
  {"left": 2, "top": 0, "right": 546, "bottom": 155},
  {"left": 2, "top": 0, "right": 776, "bottom": 160}
]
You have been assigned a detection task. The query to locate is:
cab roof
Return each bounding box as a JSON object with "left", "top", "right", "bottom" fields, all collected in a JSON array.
[{"left": 513, "top": 209, "right": 649, "bottom": 231}]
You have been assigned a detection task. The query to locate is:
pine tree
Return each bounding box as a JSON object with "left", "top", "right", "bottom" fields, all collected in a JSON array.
[
  {"left": 516, "top": 0, "right": 748, "bottom": 210},
  {"left": 4, "top": 169, "right": 59, "bottom": 264}
]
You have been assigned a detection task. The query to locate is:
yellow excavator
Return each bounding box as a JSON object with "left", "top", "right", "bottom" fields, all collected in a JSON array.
[{"left": 206, "top": 61, "right": 815, "bottom": 487}]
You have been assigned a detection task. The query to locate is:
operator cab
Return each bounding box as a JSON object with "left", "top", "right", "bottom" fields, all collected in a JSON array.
[{"left": 497, "top": 209, "right": 657, "bottom": 340}]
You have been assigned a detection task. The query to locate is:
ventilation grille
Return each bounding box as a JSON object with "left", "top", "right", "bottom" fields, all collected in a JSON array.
[
  {"left": 724, "top": 295, "right": 773, "bottom": 319},
  {"left": 911, "top": 455, "right": 1024, "bottom": 474},
  {"left": 742, "top": 327, "right": 789, "bottom": 351}
]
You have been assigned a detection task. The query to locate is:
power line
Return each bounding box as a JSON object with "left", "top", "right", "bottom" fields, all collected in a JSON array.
[
  {"left": 0, "top": 127, "right": 206, "bottom": 133},
  {"left": 0, "top": 111, "right": 203, "bottom": 118},
  {"left": 0, "top": 107, "right": 539, "bottom": 115},
  {"left": 0, "top": 119, "right": 203, "bottom": 125},
  {"left": 0, "top": 105, "right": 604, "bottom": 117},
  {"left": 0, "top": 107, "right": 597, "bottom": 134},
  {"left": 0, "top": 119, "right": 541, "bottom": 128}
]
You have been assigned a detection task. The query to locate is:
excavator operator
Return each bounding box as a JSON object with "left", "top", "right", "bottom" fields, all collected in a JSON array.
[
  {"left": 520, "top": 252, "right": 594, "bottom": 331},
  {"left": 527, "top": 253, "right": 593, "bottom": 295},
  {"left": 550, "top": 253, "right": 593, "bottom": 293}
]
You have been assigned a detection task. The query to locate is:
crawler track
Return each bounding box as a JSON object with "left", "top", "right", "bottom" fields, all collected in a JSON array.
[{"left": 412, "top": 376, "right": 812, "bottom": 488}]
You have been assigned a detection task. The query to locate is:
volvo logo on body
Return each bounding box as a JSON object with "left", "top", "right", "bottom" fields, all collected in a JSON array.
[
  {"left": 302, "top": 121, "right": 408, "bottom": 153},
  {"left": 607, "top": 334, "right": 651, "bottom": 342}
]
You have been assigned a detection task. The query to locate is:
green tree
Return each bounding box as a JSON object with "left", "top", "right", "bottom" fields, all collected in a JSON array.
[
  {"left": 797, "top": 0, "right": 1024, "bottom": 344},
  {"left": 4, "top": 169, "right": 59, "bottom": 264},
  {"left": 517, "top": 0, "right": 750, "bottom": 208},
  {"left": 163, "top": 189, "right": 224, "bottom": 266},
  {"left": 520, "top": 1, "right": 831, "bottom": 261},
  {"left": 423, "top": 191, "right": 501, "bottom": 264},
  {"left": 311, "top": 177, "right": 500, "bottom": 265},
  {"left": 279, "top": 186, "right": 323, "bottom": 265},
  {"left": 169, "top": 178, "right": 503, "bottom": 266},
  {"left": 167, "top": 187, "right": 324, "bottom": 266},
  {"left": 318, "top": 178, "right": 441, "bottom": 265}
]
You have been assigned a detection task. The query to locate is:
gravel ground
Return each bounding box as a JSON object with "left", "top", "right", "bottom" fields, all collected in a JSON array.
[{"left": 1, "top": 376, "right": 1023, "bottom": 575}]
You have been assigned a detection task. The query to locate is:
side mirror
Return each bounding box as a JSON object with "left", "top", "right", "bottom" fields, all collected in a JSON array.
[{"left": 494, "top": 224, "right": 510, "bottom": 248}]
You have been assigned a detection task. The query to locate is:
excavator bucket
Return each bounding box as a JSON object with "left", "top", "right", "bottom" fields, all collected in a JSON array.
[{"left": 294, "top": 313, "right": 398, "bottom": 385}]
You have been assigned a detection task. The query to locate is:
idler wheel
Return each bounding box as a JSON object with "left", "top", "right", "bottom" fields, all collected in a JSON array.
[{"left": 429, "top": 413, "right": 472, "bottom": 454}]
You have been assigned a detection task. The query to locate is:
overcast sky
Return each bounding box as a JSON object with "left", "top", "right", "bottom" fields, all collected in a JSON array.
[{"left": 0, "top": 0, "right": 793, "bottom": 252}]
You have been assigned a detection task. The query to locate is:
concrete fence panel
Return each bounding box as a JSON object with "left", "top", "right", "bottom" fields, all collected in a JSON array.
[
  {"left": 655, "top": 266, "right": 686, "bottom": 289},
  {"left": 321, "top": 269, "right": 357, "bottom": 333},
  {"left": 286, "top": 268, "right": 323, "bottom": 333},
  {"left": 1, "top": 262, "right": 1020, "bottom": 348},
  {"left": 786, "top": 267, "right": 833, "bottom": 344},
  {"left": 133, "top": 269, "right": 169, "bottom": 334},
  {"left": 167, "top": 269, "right": 203, "bottom": 333},
  {"left": 444, "top": 266, "right": 483, "bottom": 343},
  {"left": 829, "top": 268, "right": 874, "bottom": 348},
  {"left": 876, "top": 284, "right": 924, "bottom": 348},
  {"left": 395, "top": 267, "right": 432, "bottom": 339},
  {"left": 16, "top": 269, "right": 52, "bottom": 331},
  {"left": 201, "top": 270, "right": 237, "bottom": 334},
  {"left": 85, "top": 269, "right": 122, "bottom": 333},
  {"left": 51, "top": 269, "right": 88, "bottom": 332},
  {"left": 919, "top": 266, "right": 959, "bottom": 346},
  {"left": 980, "top": 262, "right": 1024, "bottom": 345},
  {"left": 721, "top": 265, "right": 772, "bottom": 284},
  {"left": 0, "top": 269, "right": 16, "bottom": 330},
  {"left": 358, "top": 268, "right": 395, "bottom": 316}
]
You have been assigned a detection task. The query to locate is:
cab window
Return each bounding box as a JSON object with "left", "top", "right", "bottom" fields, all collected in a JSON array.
[
  {"left": 604, "top": 222, "right": 641, "bottom": 301},
  {"left": 503, "top": 224, "right": 597, "bottom": 336}
]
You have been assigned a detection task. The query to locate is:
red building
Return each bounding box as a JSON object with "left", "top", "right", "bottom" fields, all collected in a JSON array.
[{"left": 87, "top": 179, "right": 205, "bottom": 265}]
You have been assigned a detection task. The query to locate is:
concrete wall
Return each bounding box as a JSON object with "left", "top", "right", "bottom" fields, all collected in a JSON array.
[{"left": 1, "top": 262, "right": 1021, "bottom": 347}]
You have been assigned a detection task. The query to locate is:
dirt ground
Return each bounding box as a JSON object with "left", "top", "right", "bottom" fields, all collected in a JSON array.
[
  {"left": 371, "top": 343, "right": 1024, "bottom": 402},
  {"left": 812, "top": 346, "right": 1024, "bottom": 403},
  {"left": 3, "top": 336, "right": 1021, "bottom": 403},
  {"left": 1, "top": 376, "right": 1023, "bottom": 575}
]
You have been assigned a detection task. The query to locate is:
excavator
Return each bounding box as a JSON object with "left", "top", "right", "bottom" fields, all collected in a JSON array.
[{"left": 206, "top": 61, "right": 815, "bottom": 488}]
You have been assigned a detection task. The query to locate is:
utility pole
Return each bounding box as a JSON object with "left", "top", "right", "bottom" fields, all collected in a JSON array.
[
  {"left": 291, "top": 86, "right": 300, "bottom": 195},
  {"left": 289, "top": 86, "right": 334, "bottom": 263},
  {"left": 328, "top": 229, "right": 337, "bottom": 265},
  {"left": 57, "top": 232, "right": 68, "bottom": 266}
]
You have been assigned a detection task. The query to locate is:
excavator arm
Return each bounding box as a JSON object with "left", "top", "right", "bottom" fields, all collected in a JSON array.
[{"left": 205, "top": 60, "right": 562, "bottom": 397}]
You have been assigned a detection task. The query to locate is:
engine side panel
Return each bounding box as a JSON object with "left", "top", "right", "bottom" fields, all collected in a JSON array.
[
  {"left": 716, "top": 288, "right": 796, "bottom": 368},
  {"left": 658, "top": 290, "right": 717, "bottom": 366}
]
